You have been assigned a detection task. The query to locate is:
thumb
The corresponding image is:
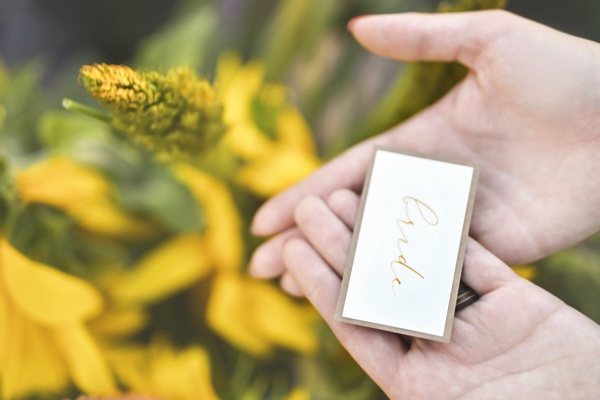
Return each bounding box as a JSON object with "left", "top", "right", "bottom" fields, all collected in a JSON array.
[{"left": 348, "top": 10, "right": 518, "bottom": 68}]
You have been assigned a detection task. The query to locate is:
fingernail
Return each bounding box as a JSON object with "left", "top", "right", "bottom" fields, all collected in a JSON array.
[
  {"left": 347, "top": 15, "right": 372, "bottom": 33},
  {"left": 247, "top": 245, "right": 275, "bottom": 279},
  {"left": 249, "top": 214, "right": 264, "bottom": 236},
  {"left": 250, "top": 207, "right": 272, "bottom": 237}
]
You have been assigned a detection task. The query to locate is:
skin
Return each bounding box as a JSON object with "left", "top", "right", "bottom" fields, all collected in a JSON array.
[
  {"left": 249, "top": 10, "right": 600, "bottom": 399},
  {"left": 285, "top": 189, "right": 600, "bottom": 399}
]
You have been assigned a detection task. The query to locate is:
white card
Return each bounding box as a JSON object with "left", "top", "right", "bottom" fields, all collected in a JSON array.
[{"left": 335, "top": 147, "right": 478, "bottom": 342}]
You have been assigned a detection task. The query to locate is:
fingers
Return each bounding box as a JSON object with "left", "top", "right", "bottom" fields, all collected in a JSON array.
[
  {"left": 326, "top": 189, "right": 361, "bottom": 229},
  {"left": 325, "top": 189, "right": 520, "bottom": 301},
  {"left": 249, "top": 227, "right": 302, "bottom": 279},
  {"left": 320, "top": 189, "right": 521, "bottom": 298},
  {"left": 283, "top": 237, "right": 407, "bottom": 379},
  {"left": 459, "top": 238, "right": 519, "bottom": 297},
  {"left": 294, "top": 195, "right": 355, "bottom": 276},
  {"left": 250, "top": 189, "right": 361, "bottom": 296},
  {"left": 348, "top": 10, "right": 521, "bottom": 68},
  {"left": 280, "top": 272, "right": 304, "bottom": 297}
]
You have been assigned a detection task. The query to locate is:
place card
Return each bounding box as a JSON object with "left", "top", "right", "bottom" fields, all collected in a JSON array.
[{"left": 335, "top": 147, "right": 478, "bottom": 342}]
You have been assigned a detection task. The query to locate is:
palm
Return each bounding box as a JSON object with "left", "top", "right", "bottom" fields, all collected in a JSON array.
[
  {"left": 404, "top": 21, "right": 600, "bottom": 264},
  {"left": 252, "top": 11, "right": 600, "bottom": 265},
  {"left": 249, "top": 11, "right": 600, "bottom": 398},
  {"left": 284, "top": 192, "right": 600, "bottom": 399},
  {"left": 393, "top": 280, "right": 595, "bottom": 399}
]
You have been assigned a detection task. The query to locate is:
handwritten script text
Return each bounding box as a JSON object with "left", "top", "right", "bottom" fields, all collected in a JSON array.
[{"left": 390, "top": 196, "right": 439, "bottom": 295}]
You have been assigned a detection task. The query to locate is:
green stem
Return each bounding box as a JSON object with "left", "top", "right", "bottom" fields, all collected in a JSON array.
[{"left": 62, "top": 98, "right": 111, "bottom": 123}]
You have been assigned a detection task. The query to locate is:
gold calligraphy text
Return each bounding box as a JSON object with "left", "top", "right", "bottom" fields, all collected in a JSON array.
[{"left": 391, "top": 196, "right": 439, "bottom": 295}]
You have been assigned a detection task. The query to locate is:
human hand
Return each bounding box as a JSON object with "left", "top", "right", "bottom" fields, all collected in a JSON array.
[
  {"left": 282, "top": 189, "right": 600, "bottom": 399},
  {"left": 250, "top": 11, "right": 600, "bottom": 285}
]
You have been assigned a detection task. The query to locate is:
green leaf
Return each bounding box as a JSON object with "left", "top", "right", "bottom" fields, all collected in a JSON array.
[
  {"left": 0, "top": 104, "right": 6, "bottom": 134},
  {"left": 6, "top": 201, "right": 131, "bottom": 278},
  {"left": 258, "top": 0, "right": 340, "bottom": 79},
  {"left": 110, "top": 160, "right": 206, "bottom": 233},
  {"left": 438, "top": 0, "right": 507, "bottom": 12},
  {"left": 534, "top": 247, "right": 600, "bottom": 324},
  {"left": 0, "top": 60, "right": 48, "bottom": 153},
  {"left": 39, "top": 110, "right": 206, "bottom": 233},
  {"left": 39, "top": 110, "right": 113, "bottom": 150},
  {"left": 0, "top": 154, "right": 14, "bottom": 227},
  {"left": 347, "top": 62, "right": 467, "bottom": 147},
  {"left": 345, "top": 0, "right": 507, "bottom": 147},
  {"left": 133, "top": 4, "right": 218, "bottom": 71},
  {"left": 250, "top": 96, "right": 284, "bottom": 141}
]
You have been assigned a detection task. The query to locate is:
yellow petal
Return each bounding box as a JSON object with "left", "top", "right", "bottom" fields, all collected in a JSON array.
[
  {"left": 1, "top": 239, "right": 104, "bottom": 326},
  {"left": 225, "top": 121, "right": 276, "bottom": 160},
  {"left": 76, "top": 197, "right": 157, "bottom": 240},
  {"left": 109, "top": 234, "right": 211, "bottom": 306},
  {"left": 215, "top": 52, "right": 243, "bottom": 99},
  {"left": 16, "top": 157, "right": 107, "bottom": 208},
  {"left": 104, "top": 345, "right": 149, "bottom": 390},
  {"left": 54, "top": 322, "right": 117, "bottom": 394},
  {"left": 206, "top": 273, "right": 318, "bottom": 356},
  {"left": 150, "top": 344, "right": 218, "bottom": 400},
  {"left": 0, "top": 287, "right": 9, "bottom": 372},
  {"left": 286, "top": 387, "right": 311, "bottom": 400},
  {"left": 259, "top": 83, "right": 288, "bottom": 108},
  {"left": 16, "top": 157, "right": 157, "bottom": 240},
  {"left": 173, "top": 164, "right": 243, "bottom": 272},
  {"left": 208, "top": 274, "right": 270, "bottom": 356},
  {"left": 106, "top": 341, "right": 218, "bottom": 400},
  {"left": 513, "top": 265, "right": 537, "bottom": 281},
  {"left": 88, "top": 307, "right": 149, "bottom": 338},
  {"left": 220, "top": 58, "right": 265, "bottom": 123},
  {"left": 2, "top": 311, "right": 70, "bottom": 399},
  {"left": 236, "top": 148, "right": 320, "bottom": 197},
  {"left": 276, "top": 107, "right": 316, "bottom": 153}
]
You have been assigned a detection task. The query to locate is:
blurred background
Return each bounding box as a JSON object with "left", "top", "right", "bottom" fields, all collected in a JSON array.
[
  {"left": 2, "top": 0, "right": 600, "bottom": 149},
  {"left": 0, "top": 1, "right": 599, "bottom": 399},
  {"left": 2, "top": 0, "right": 600, "bottom": 68}
]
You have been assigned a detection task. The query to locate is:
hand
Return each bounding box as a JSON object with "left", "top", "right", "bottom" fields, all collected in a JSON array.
[
  {"left": 250, "top": 11, "right": 600, "bottom": 285},
  {"left": 282, "top": 189, "right": 600, "bottom": 399}
]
